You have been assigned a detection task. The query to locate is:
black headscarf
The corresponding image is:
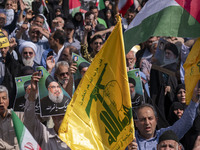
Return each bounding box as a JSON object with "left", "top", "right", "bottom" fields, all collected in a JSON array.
[{"left": 168, "top": 102, "right": 185, "bottom": 125}]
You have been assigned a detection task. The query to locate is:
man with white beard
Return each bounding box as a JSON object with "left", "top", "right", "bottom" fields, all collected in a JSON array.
[
  {"left": 48, "top": 81, "right": 64, "bottom": 104},
  {"left": 161, "top": 42, "right": 179, "bottom": 72},
  {"left": 19, "top": 41, "right": 38, "bottom": 70},
  {"left": 128, "top": 77, "right": 144, "bottom": 108},
  {"left": 40, "top": 79, "right": 70, "bottom": 116}
]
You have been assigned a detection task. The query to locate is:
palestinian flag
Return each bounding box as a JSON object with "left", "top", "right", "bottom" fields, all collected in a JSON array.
[
  {"left": 11, "top": 110, "right": 42, "bottom": 150},
  {"left": 39, "top": 0, "right": 49, "bottom": 13},
  {"left": 96, "top": 0, "right": 105, "bottom": 10},
  {"left": 69, "top": 0, "right": 81, "bottom": 17},
  {"left": 118, "top": 0, "right": 134, "bottom": 17},
  {"left": 124, "top": 0, "right": 200, "bottom": 53}
]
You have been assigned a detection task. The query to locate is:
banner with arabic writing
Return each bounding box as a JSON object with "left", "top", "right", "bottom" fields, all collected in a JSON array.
[{"left": 59, "top": 16, "right": 134, "bottom": 150}]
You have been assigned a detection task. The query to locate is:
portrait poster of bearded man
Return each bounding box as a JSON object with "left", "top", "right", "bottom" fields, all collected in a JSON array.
[
  {"left": 37, "top": 66, "right": 71, "bottom": 117},
  {"left": 14, "top": 75, "right": 40, "bottom": 113}
]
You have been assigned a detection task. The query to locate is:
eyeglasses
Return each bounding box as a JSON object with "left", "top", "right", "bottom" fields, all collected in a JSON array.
[
  {"left": 94, "top": 42, "right": 103, "bottom": 45},
  {"left": 6, "top": 3, "right": 12, "bottom": 6},
  {"left": 59, "top": 72, "right": 69, "bottom": 77},
  {"left": 23, "top": 52, "right": 34, "bottom": 55}
]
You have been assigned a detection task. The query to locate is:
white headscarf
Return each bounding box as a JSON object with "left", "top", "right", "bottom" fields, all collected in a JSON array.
[{"left": 19, "top": 41, "right": 37, "bottom": 54}]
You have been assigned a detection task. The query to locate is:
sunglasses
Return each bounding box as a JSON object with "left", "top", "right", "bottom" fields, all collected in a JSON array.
[
  {"left": 94, "top": 42, "right": 103, "bottom": 45},
  {"left": 59, "top": 72, "right": 69, "bottom": 77},
  {"left": 23, "top": 52, "right": 33, "bottom": 55},
  {"left": 6, "top": 3, "right": 12, "bottom": 6}
]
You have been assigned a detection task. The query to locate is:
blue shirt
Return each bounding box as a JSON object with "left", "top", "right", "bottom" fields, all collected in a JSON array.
[{"left": 135, "top": 101, "right": 199, "bottom": 150}]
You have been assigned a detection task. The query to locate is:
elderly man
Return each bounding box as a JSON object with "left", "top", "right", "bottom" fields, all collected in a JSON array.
[
  {"left": 128, "top": 89, "right": 199, "bottom": 150},
  {"left": 24, "top": 72, "right": 71, "bottom": 150},
  {"left": 0, "top": 85, "right": 24, "bottom": 150},
  {"left": 17, "top": 24, "right": 50, "bottom": 65},
  {"left": 54, "top": 61, "right": 70, "bottom": 89},
  {"left": 52, "top": 60, "right": 77, "bottom": 97},
  {"left": 18, "top": 41, "right": 38, "bottom": 69},
  {"left": 162, "top": 42, "right": 179, "bottom": 71},
  {"left": 128, "top": 77, "right": 144, "bottom": 108},
  {"left": 126, "top": 50, "right": 137, "bottom": 70},
  {"left": 51, "top": 16, "right": 65, "bottom": 31},
  {"left": 157, "top": 130, "right": 181, "bottom": 150},
  {"left": 40, "top": 79, "right": 70, "bottom": 116}
]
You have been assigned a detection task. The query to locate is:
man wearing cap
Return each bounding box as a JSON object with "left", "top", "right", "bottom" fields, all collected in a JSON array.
[
  {"left": 18, "top": 41, "right": 38, "bottom": 70},
  {"left": 0, "top": 29, "right": 9, "bottom": 61},
  {"left": 0, "top": 30, "right": 17, "bottom": 107},
  {"left": 157, "top": 130, "right": 181, "bottom": 150},
  {"left": 64, "top": 21, "right": 81, "bottom": 53}
]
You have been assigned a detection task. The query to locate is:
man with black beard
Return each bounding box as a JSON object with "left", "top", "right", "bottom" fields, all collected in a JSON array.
[
  {"left": 40, "top": 79, "right": 70, "bottom": 116},
  {"left": 128, "top": 77, "right": 144, "bottom": 108}
]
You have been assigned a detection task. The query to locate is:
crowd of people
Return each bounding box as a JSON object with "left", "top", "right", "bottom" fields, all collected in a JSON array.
[{"left": 0, "top": 0, "right": 200, "bottom": 150}]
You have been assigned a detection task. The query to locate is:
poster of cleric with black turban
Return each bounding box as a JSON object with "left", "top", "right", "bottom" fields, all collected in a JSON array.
[
  {"left": 154, "top": 38, "right": 180, "bottom": 69},
  {"left": 72, "top": 52, "right": 90, "bottom": 80},
  {"left": 36, "top": 66, "right": 71, "bottom": 117},
  {"left": 72, "top": 52, "right": 90, "bottom": 89},
  {"left": 128, "top": 69, "right": 145, "bottom": 108},
  {"left": 14, "top": 75, "right": 40, "bottom": 113}
]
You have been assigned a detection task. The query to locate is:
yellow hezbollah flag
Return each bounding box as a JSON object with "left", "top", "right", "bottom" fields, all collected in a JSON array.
[
  {"left": 58, "top": 16, "right": 134, "bottom": 150},
  {"left": 183, "top": 38, "right": 200, "bottom": 105}
]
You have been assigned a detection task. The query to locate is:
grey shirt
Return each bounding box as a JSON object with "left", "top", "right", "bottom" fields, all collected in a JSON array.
[{"left": 0, "top": 110, "right": 24, "bottom": 150}]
